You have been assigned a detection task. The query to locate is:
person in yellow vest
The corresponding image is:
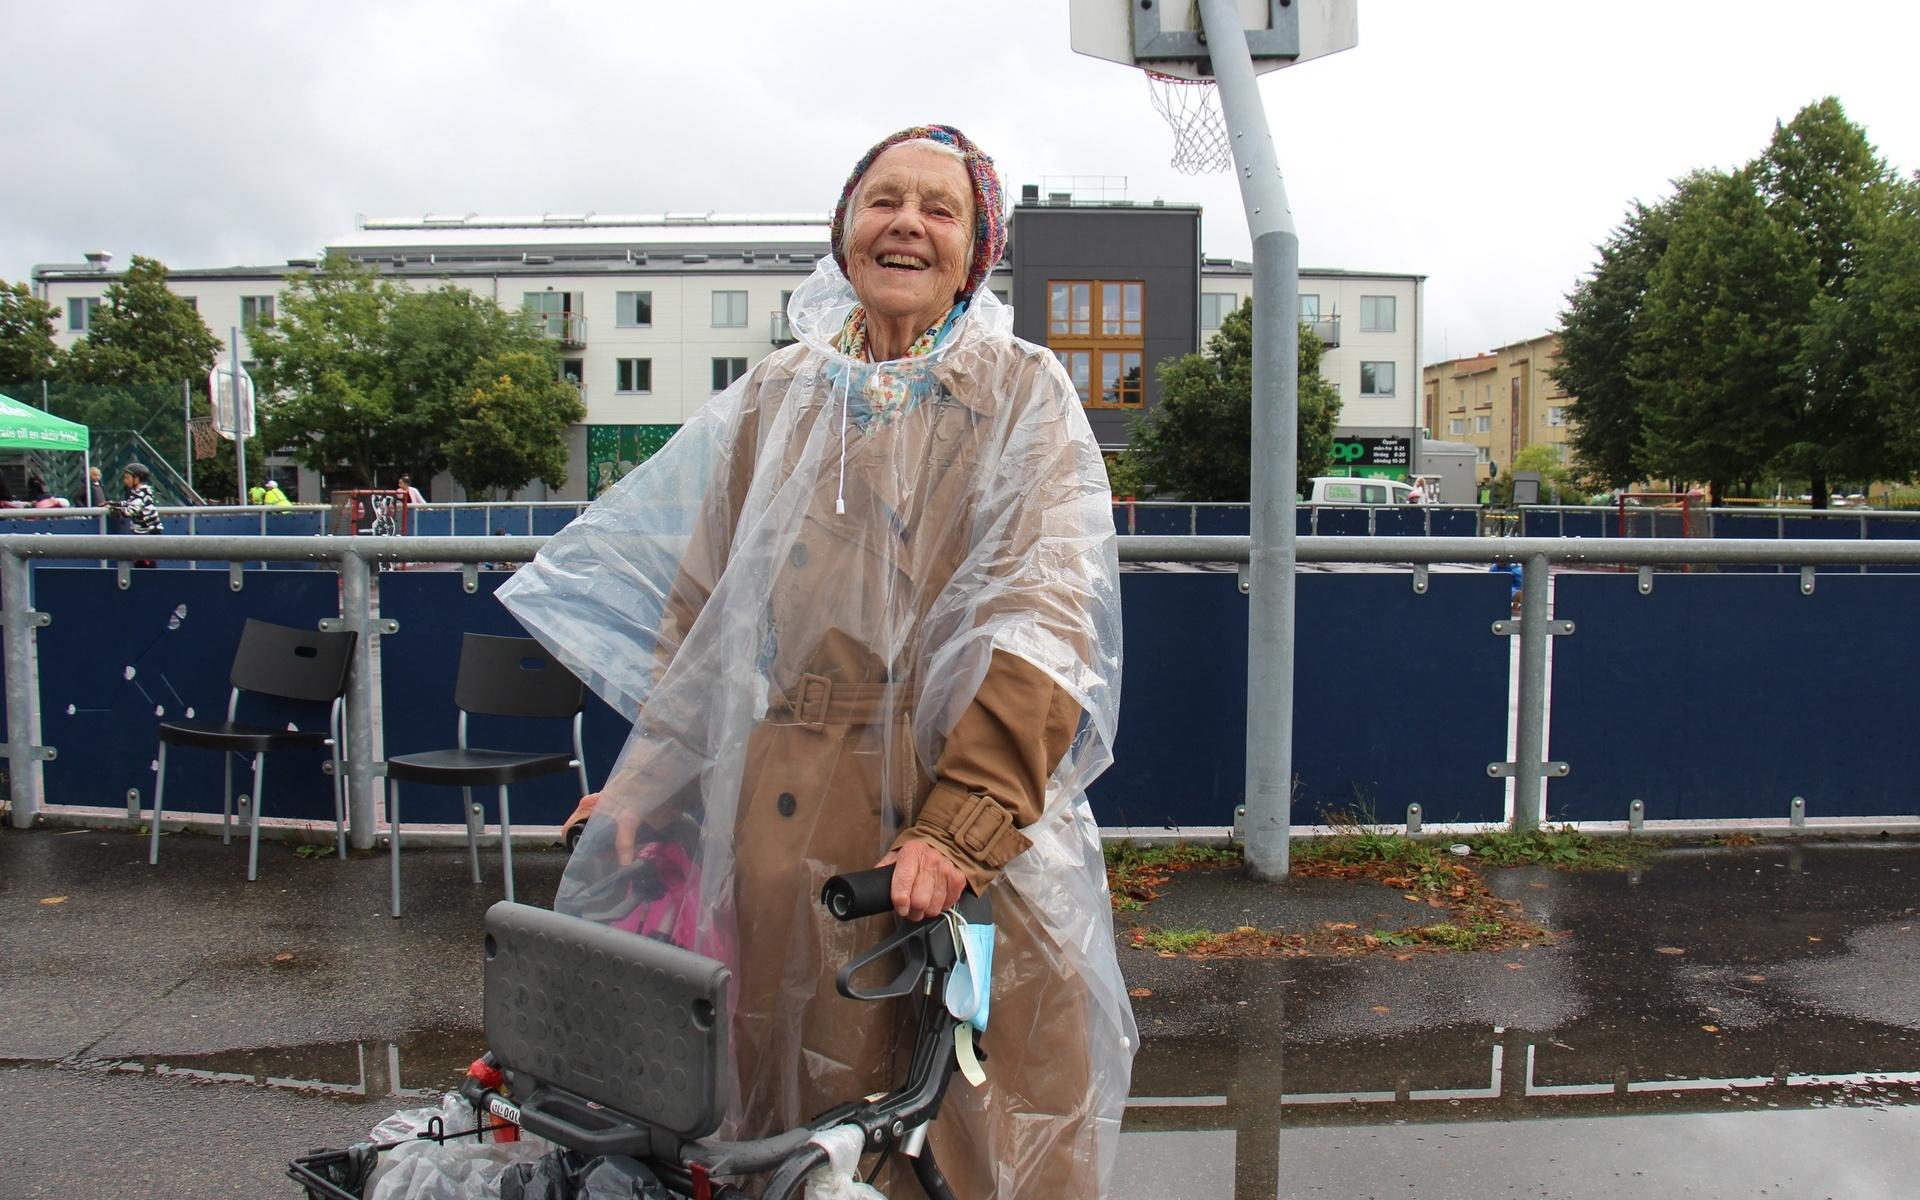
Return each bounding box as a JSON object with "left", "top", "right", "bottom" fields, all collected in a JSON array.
[
  {"left": 247, "top": 484, "right": 265, "bottom": 505},
  {"left": 261, "top": 479, "right": 292, "bottom": 508}
]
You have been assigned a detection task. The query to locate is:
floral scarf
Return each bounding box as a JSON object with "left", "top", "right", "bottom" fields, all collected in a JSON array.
[{"left": 829, "top": 302, "right": 966, "bottom": 429}]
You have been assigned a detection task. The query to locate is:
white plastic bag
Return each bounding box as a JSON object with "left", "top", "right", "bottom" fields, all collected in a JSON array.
[{"left": 802, "top": 1125, "right": 886, "bottom": 1199}]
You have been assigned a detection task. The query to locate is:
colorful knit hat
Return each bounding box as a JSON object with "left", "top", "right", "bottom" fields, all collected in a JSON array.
[{"left": 830, "top": 124, "right": 1007, "bottom": 299}]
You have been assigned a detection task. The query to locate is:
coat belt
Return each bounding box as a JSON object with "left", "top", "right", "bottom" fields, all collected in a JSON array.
[{"left": 768, "top": 674, "right": 906, "bottom": 728}]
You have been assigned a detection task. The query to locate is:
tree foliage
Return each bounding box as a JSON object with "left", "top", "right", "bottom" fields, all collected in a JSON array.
[
  {"left": 250, "top": 255, "right": 579, "bottom": 492},
  {"left": 1122, "top": 299, "right": 1342, "bottom": 501},
  {"left": 61, "top": 256, "right": 222, "bottom": 389},
  {"left": 1556, "top": 98, "right": 1915, "bottom": 505},
  {"left": 0, "top": 280, "right": 62, "bottom": 383},
  {"left": 446, "top": 350, "right": 585, "bottom": 497}
]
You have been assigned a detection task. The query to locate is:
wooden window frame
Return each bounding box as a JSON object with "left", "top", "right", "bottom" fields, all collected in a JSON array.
[{"left": 1049, "top": 279, "right": 1146, "bottom": 409}]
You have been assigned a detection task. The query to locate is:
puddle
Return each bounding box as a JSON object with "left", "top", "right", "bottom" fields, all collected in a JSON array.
[{"left": 51, "top": 1026, "right": 484, "bottom": 1105}]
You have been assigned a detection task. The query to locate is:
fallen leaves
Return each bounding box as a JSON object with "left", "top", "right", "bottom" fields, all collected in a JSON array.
[
  {"left": 1372, "top": 1005, "right": 1391, "bottom": 1015},
  {"left": 1655, "top": 946, "right": 1687, "bottom": 956},
  {"left": 1702, "top": 1024, "right": 1721, "bottom": 1034},
  {"left": 38, "top": 896, "right": 68, "bottom": 906},
  {"left": 1505, "top": 962, "right": 1526, "bottom": 970},
  {"left": 1128, "top": 987, "right": 1153, "bottom": 999}
]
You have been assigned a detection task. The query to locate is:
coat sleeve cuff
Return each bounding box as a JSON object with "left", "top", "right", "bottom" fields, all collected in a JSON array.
[{"left": 893, "top": 780, "right": 1034, "bottom": 892}]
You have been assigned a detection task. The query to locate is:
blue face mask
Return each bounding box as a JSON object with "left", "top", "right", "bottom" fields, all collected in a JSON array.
[{"left": 943, "top": 911, "right": 996, "bottom": 1034}]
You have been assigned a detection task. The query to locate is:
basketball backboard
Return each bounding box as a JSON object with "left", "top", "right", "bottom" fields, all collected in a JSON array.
[{"left": 1069, "top": 0, "right": 1358, "bottom": 80}]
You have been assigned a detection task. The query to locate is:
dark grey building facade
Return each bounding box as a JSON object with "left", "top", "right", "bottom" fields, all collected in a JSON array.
[{"left": 1008, "top": 195, "right": 1201, "bottom": 449}]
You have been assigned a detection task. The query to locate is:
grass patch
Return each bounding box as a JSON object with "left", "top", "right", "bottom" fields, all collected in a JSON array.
[
  {"left": 1137, "top": 928, "right": 1217, "bottom": 954},
  {"left": 1465, "top": 826, "right": 1656, "bottom": 869},
  {"left": 1105, "top": 840, "right": 1241, "bottom": 911}
]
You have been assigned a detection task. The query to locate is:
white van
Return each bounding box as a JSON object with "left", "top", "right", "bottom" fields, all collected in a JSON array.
[{"left": 1306, "top": 476, "right": 1416, "bottom": 505}]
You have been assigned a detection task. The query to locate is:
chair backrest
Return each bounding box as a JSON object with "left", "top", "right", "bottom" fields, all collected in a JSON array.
[
  {"left": 454, "top": 633, "right": 585, "bottom": 720},
  {"left": 229, "top": 619, "right": 358, "bottom": 702}
]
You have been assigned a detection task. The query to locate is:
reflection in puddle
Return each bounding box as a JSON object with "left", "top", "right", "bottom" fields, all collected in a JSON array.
[{"left": 69, "top": 1027, "right": 482, "bottom": 1105}]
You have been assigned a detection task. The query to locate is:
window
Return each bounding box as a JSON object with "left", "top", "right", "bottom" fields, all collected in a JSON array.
[
  {"left": 1200, "top": 291, "right": 1237, "bottom": 331},
  {"left": 1448, "top": 418, "right": 1464, "bottom": 435},
  {"left": 67, "top": 297, "right": 100, "bottom": 331},
  {"left": 524, "top": 291, "right": 579, "bottom": 340},
  {"left": 1546, "top": 405, "right": 1568, "bottom": 426},
  {"left": 991, "top": 289, "right": 1010, "bottom": 306},
  {"left": 1048, "top": 280, "right": 1145, "bottom": 407},
  {"left": 615, "top": 291, "right": 652, "bottom": 328},
  {"left": 712, "top": 357, "right": 747, "bottom": 390},
  {"left": 616, "top": 358, "right": 652, "bottom": 393},
  {"left": 241, "top": 295, "right": 274, "bottom": 325},
  {"left": 1360, "top": 295, "right": 1395, "bottom": 333},
  {"left": 1360, "top": 361, "right": 1396, "bottom": 397},
  {"left": 181, "top": 296, "right": 198, "bottom": 312},
  {"left": 560, "top": 359, "right": 584, "bottom": 386},
  {"left": 1298, "top": 294, "right": 1321, "bottom": 320},
  {"left": 1476, "top": 446, "right": 1491, "bottom": 462},
  {"left": 1475, "top": 415, "right": 1492, "bottom": 433},
  {"left": 711, "top": 291, "right": 747, "bottom": 327}
]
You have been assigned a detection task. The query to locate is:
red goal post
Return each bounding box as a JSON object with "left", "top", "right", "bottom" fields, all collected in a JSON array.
[{"left": 329, "top": 489, "right": 411, "bottom": 536}]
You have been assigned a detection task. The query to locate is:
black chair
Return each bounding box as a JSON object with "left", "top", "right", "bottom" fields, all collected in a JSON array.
[
  {"left": 383, "top": 633, "right": 590, "bottom": 918},
  {"left": 148, "top": 619, "right": 357, "bottom": 880}
]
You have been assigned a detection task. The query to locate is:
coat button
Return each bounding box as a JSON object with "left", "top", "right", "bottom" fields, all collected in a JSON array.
[
  {"left": 777, "top": 792, "right": 797, "bottom": 817},
  {"left": 789, "top": 542, "right": 809, "bottom": 569}
]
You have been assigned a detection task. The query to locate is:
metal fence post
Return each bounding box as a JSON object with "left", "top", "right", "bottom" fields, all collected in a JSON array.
[
  {"left": 1512, "top": 552, "right": 1552, "bottom": 830},
  {"left": 2, "top": 550, "right": 49, "bottom": 828},
  {"left": 337, "top": 553, "right": 380, "bottom": 849}
]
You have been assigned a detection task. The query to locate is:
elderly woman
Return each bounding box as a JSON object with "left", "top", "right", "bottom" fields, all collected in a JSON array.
[{"left": 500, "top": 125, "right": 1132, "bottom": 1197}]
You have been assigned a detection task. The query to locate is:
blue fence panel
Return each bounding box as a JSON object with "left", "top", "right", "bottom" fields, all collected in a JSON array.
[
  {"left": 450, "top": 507, "right": 497, "bottom": 537},
  {"left": 1867, "top": 515, "right": 1920, "bottom": 540},
  {"left": 1547, "top": 572, "right": 1920, "bottom": 821},
  {"left": 1431, "top": 508, "right": 1479, "bottom": 537},
  {"left": 1311, "top": 507, "right": 1371, "bottom": 536},
  {"left": 1558, "top": 510, "right": 1608, "bottom": 538},
  {"left": 376, "top": 571, "right": 631, "bottom": 828},
  {"left": 1519, "top": 509, "right": 1562, "bottom": 538},
  {"left": 410, "top": 509, "right": 453, "bottom": 536},
  {"left": 531, "top": 507, "right": 579, "bottom": 536},
  {"left": 35, "top": 567, "right": 345, "bottom": 819},
  {"left": 1194, "top": 506, "right": 1250, "bottom": 536},
  {"left": 1373, "top": 508, "right": 1428, "bottom": 537},
  {"left": 1086, "top": 570, "right": 1510, "bottom": 828},
  {"left": 1134, "top": 506, "right": 1192, "bottom": 536}
]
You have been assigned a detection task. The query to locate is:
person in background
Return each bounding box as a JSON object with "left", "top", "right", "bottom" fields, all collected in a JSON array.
[
  {"left": 396, "top": 473, "right": 426, "bottom": 505},
  {"left": 260, "top": 479, "right": 292, "bottom": 508},
  {"left": 248, "top": 483, "right": 265, "bottom": 505},
  {"left": 85, "top": 466, "right": 106, "bottom": 507},
  {"left": 106, "top": 461, "right": 163, "bottom": 567}
]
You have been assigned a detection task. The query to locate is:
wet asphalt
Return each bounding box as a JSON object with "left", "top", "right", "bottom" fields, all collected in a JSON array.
[{"left": 4, "top": 828, "right": 1919, "bottom": 1198}]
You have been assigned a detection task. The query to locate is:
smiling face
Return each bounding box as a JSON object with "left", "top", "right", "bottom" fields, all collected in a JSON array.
[{"left": 843, "top": 143, "right": 975, "bottom": 339}]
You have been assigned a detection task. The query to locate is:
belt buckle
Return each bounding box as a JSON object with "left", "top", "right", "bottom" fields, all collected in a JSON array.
[{"left": 794, "top": 673, "right": 833, "bottom": 728}]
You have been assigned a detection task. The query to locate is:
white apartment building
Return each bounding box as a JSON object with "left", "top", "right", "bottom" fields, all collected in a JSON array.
[{"left": 35, "top": 202, "right": 1423, "bottom": 499}]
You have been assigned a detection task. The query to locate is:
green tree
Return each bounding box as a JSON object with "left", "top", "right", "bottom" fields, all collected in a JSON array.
[
  {"left": 1631, "top": 168, "right": 1810, "bottom": 506},
  {"left": 445, "top": 350, "right": 586, "bottom": 498},
  {"left": 1510, "top": 443, "right": 1577, "bottom": 503},
  {"left": 248, "top": 255, "right": 405, "bottom": 486},
  {"left": 1851, "top": 174, "right": 1920, "bottom": 472},
  {"left": 0, "top": 280, "right": 62, "bottom": 383},
  {"left": 1124, "top": 299, "right": 1342, "bottom": 501},
  {"left": 1555, "top": 180, "right": 1705, "bottom": 488},
  {"left": 1756, "top": 98, "right": 1902, "bottom": 504},
  {"left": 250, "top": 256, "right": 575, "bottom": 493},
  {"left": 60, "top": 256, "right": 221, "bottom": 388}
]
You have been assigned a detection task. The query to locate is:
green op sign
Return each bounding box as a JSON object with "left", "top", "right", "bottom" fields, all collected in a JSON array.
[{"left": 0, "top": 393, "right": 89, "bottom": 451}]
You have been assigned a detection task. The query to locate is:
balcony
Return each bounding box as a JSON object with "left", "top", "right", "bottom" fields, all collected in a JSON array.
[
  {"left": 1310, "top": 315, "right": 1340, "bottom": 349},
  {"left": 533, "top": 313, "right": 588, "bottom": 349},
  {"left": 770, "top": 310, "right": 796, "bottom": 346}
]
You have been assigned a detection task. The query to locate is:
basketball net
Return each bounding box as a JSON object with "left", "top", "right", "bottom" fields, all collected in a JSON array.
[{"left": 1145, "top": 70, "right": 1233, "bottom": 174}]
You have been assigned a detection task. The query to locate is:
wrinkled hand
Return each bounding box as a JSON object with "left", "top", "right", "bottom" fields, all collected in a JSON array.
[
  {"left": 877, "top": 839, "right": 967, "bottom": 921},
  {"left": 613, "top": 805, "right": 648, "bottom": 867}
]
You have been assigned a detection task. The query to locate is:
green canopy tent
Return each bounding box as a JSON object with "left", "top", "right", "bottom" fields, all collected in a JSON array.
[{"left": 0, "top": 392, "right": 91, "bottom": 504}]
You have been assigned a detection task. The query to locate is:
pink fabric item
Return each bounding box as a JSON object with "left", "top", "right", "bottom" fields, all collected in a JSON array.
[{"left": 609, "top": 841, "right": 733, "bottom": 963}]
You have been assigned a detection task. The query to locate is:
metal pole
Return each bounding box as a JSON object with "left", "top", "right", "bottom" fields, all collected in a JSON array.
[
  {"left": 1199, "top": 0, "right": 1299, "bottom": 879},
  {"left": 1513, "top": 552, "right": 1551, "bottom": 830},
  {"left": 182, "top": 379, "right": 194, "bottom": 493},
  {"left": 2, "top": 550, "right": 45, "bottom": 828},
  {"left": 338, "top": 553, "right": 378, "bottom": 849},
  {"left": 231, "top": 326, "right": 248, "bottom": 504}
]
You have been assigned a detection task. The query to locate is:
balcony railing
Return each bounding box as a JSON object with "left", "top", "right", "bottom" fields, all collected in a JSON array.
[
  {"left": 533, "top": 313, "right": 588, "bottom": 348},
  {"left": 1309, "top": 315, "right": 1340, "bottom": 348},
  {"left": 771, "top": 311, "right": 796, "bottom": 346}
]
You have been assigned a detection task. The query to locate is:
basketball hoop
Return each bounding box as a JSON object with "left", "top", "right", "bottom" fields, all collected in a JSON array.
[{"left": 1144, "top": 69, "right": 1233, "bottom": 175}]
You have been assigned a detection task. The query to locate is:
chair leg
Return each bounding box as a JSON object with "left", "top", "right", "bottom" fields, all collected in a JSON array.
[
  {"left": 499, "top": 785, "right": 515, "bottom": 905},
  {"left": 247, "top": 753, "right": 267, "bottom": 882},
  {"left": 149, "top": 739, "right": 167, "bottom": 866},
  {"left": 332, "top": 726, "right": 348, "bottom": 860},
  {"left": 463, "top": 786, "right": 481, "bottom": 884},
  {"left": 222, "top": 753, "right": 234, "bottom": 845},
  {"left": 389, "top": 781, "right": 403, "bottom": 919}
]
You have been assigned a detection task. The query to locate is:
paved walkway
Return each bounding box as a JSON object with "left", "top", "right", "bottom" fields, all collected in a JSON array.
[{"left": 4, "top": 828, "right": 1919, "bottom": 1197}]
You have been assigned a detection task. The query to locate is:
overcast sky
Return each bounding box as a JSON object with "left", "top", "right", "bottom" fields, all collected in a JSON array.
[{"left": 5, "top": 1, "right": 1918, "bottom": 363}]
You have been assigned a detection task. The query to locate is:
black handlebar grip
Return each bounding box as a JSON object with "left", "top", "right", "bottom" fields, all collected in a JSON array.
[{"left": 821, "top": 866, "right": 896, "bottom": 922}]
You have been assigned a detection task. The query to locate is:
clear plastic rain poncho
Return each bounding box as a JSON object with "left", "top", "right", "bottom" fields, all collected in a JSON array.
[{"left": 497, "top": 257, "right": 1134, "bottom": 1198}]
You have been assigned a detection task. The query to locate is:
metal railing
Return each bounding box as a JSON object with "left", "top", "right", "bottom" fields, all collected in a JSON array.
[{"left": 7, "top": 531, "right": 1919, "bottom": 857}]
